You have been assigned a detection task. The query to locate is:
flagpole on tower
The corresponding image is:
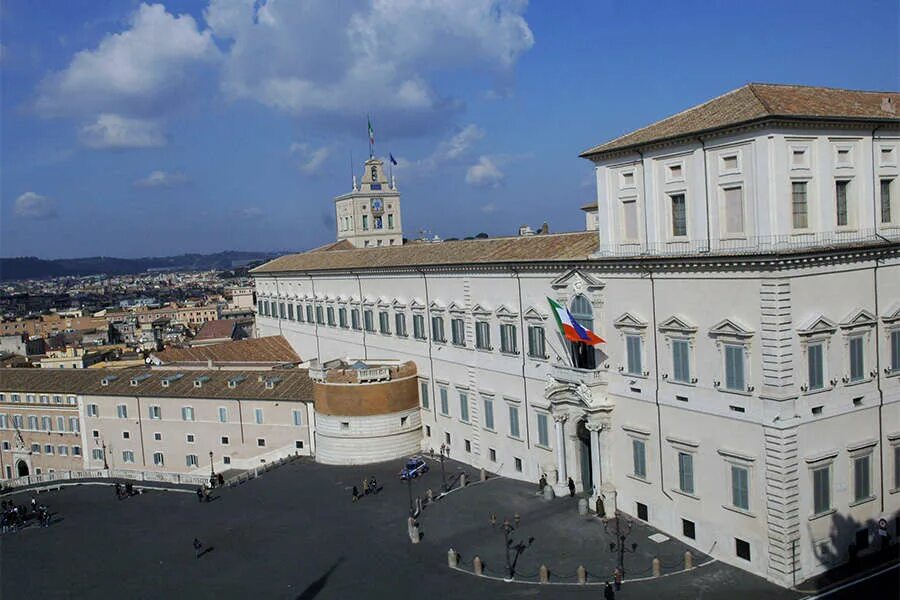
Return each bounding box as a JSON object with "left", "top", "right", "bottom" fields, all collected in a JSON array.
[{"left": 367, "top": 114, "right": 375, "bottom": 158}]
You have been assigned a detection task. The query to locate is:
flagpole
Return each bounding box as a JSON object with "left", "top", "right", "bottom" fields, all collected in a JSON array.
[{"left": 545, "top": 330, "right": 574, "bottom": 367}]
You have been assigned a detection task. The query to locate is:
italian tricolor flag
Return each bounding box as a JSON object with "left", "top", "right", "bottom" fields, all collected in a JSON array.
[{"left": 548, "top": 297, "right": 605, "bottom": 345}]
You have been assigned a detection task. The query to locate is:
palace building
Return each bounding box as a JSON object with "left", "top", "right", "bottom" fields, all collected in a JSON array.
[{"left": 251, "top": 84, "right": 900, "bottom": 586}]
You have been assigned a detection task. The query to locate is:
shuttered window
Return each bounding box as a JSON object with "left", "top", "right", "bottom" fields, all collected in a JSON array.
[
  {"left": 724, "top": 186, "right": 744, "bottom": 234},
  {"left": 500, "top": 324, "right": 517, "bottom": 354},
  {"left": 731, "top": 465, "right": 749, "bottom": 510},
  {"left": 678, "top": 452, "right": 694, "bottom": 494},
  {"left": 853, "top": 454, "right": 871, "bottom": 502},
  {"left": 849, "top": 336, "right": 865, "bottom": 382},
  {"left": 807, "top": 343, "right": 824, "bottom": 390},
  {"left": 632, "top": 439, "right": 646, "bottom": 478},
  {"left": 626, "top": 335, "right": 642, "bottom": 375},
  {"left": 672, "top": 339, "right": 690, "bottom": 383},
  {"left": 725, "top": 344, "right": 745, "bottom": 391},
  {"left": 527, "top": 325, "right": 546, "bottom": 358}
]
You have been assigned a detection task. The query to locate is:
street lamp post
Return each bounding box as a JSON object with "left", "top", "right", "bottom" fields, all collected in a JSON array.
[
  {"left": 490, "top": 513, "right": 533, "bottom": 580},
  {"left": 102, "top": 440, "right": 109, "bottom": 470},
  {"left": 406, "top": 475, "right": 414, "bottom": 515},
  {"left": 439, "top": 443, "right": 450, "bottom": 492},
  {"left": 209, "top": 451, "right": 215, "bottom": 484},
  {"left": 603, "top": 510, "right": 637, "bottom": 579}
]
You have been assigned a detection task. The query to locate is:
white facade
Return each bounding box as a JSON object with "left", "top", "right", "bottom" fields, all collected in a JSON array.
[
  {"left": 315, "top": 408, "right": 422, "bottom": 465},
  {"left": 335, "top": 157, "right": 403, "bottom": 248}
]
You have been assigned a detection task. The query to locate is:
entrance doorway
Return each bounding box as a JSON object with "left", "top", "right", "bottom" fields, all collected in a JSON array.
[
  {"left": 577, "top": 420, "right": 593, "bottom": 496},
  {"left": 16, "top": 460, "right": 29, "bottom": 477}
]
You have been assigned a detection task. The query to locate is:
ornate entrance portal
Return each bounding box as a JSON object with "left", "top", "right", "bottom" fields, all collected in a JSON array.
[
  {"left": 577, "top": 420, "right": 593, "bottom": 497},
  {"left": 16, "top": 460, "right": 29, "bottom": 477}
]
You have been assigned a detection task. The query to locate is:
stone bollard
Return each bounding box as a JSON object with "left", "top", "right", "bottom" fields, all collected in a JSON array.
[
  {"left": 416, "top": 497, "right": 423, "bottom": 514},
  {"left": 543, "top": 485, "right": 554, "bottom": 500},
  {"left": 539, "top": 565, "right": 549, "bottom": 584},
  {"left": 426, "top": 489, "right": 434, "bottom": 503},
  {"left": 577, "top": 498, "right": 588, "bottom": 516},
  {"left": 684, "top": 550, "right": 693, "bottom": 570},
  {"left": 480, "top": 468, "right": 487, "bottom": 481},
  {"left": 473, "top": 556, "right": 483, "bottom": 576},
  {"left": 460, "top": 473, "right": 467, "bottom": 487},
  {"left": 652, "top": 557, "right": 661, "bottom": 578},
  {"left": 408, "top": 516, "right": 420, "bottom": 544},
  {"left": 448, "top": 549, "right": 459, "bottom": 568},
  {"left": 577, "top": 565, "right": 587, "bottom": 584}
]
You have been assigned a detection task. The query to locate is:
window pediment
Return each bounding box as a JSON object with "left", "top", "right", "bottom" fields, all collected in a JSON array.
[
  {"left": 550, "top": 269, "right": 605, "bottom": 292},
  {"left": 472, "top": 303, "right": 492, "bottom": 316},
  {"left": 796, "top": 315, "right": 837, "bottom": 337},
  {"left": 362, "top": 296, "right": 376, "bottom": 307},
  {"left": 408, "top": 298, "right": 425, "bottom": 311},
  {"left": 447, "top": 302, "right": 466, "bottom": 314},
  {"left": 880, "top": 304, "right": 900, "bottom": 325},
  {"left": 840, "top": 309, "right": 876, "bottom": 331},
  {"left": 391, "top": 298, "right": 407, "bottom": 309},
  {"left": 495, "top": 305, "right": 518, "bottom": 319},
  {"left": 523, "top": 307, "right": 547, "bottom": 321},
  {"left": 429, "top": 300, "right": 445, "bottom": 312},
  {"left": 709, "top": 318, "right": 755, "bottom": 340},
  {"left": 376, "top": 297, "right": 391, "bottom": 308},
  {"left": 657, "top": 315, "right": 697, "bottom": 336},
  {"left": 613, "top": 312, "right": 648, "bottom": 330}
]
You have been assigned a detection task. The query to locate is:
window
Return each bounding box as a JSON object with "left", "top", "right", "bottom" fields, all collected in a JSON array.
[
  {"left": 431, "top": 316, "right": 445, "bottom": 342},
  {"left": 792, "top": 181, "right": 809, "bottom": 229},
  {"left": 70, "top": 417, "right": 79, "bottom": 432},
  {"left": 28, "top": 416, "right": 38, "bottom": 430},
  {"left": 186, "top": 433, "right": 195, "bottom": 443},
  {"left": 892, "top": 330, "right": 900, "bottom": 373},
  {"left": 388, "top": 214, "right": 394, "bottom": 228},
  {"left": 458, "top": 392, "right": 469, "bottom": 422},
  {"left": 378, "top": 311, "right": 390, "bottom": 334},
  {"left": 881, "top": 179, "right": 893, "bottom": 223},
  {"left": 509, "top": 406, "right": 520, "bottom": 438},
  {"left": 296, "top": 441, "right": 304, "bottom": 449},
  {"left": 186, "top": 454, "right": 198, "bottom": 467},
  {"left": 362, "top": 214, "right": 368, "bottom": 230},
  {"left": 894, "top": 445, "right": 900, "bottom": 490},
  {"left": 812, "top": 465, "right": 831, "bottom": 514},
  {"left": 413, "top": 314, "right": 426, "bottom": 339},
  {"left": 42, "top": 416, "right": 51, "bottom": 431},
  {"left": 514, "top": 457, "right": 523, "bottom": 472},
  {"left": 218, "top": 407, "right": 228, "bottom": 423},
  {"left": 626, "top": 335, "right": 642, "bottom": 375},
  {"left": 451, "top": 318, "right": 465, "bottom": 346},
  {"left": 149, "top": 405, "right": 161, "bottom": 420},
  {"left": 807, "top": 342, "right": 825, "bottom": 391},
  {"left": 181, "top": 406, "right": 195, "bottom": 421},
  {"left": 723, "top": 186, "right": 744, "bottom": 235},
  {"left": 500, "top": 324, "right": 518, "bottom": 354},
  {"left": 849, "top": 336, "right": 865, "bottom": 382},
  {"left": 439, "top": 388, "right": 449, "bottom": 416},
  {"left": 315, "top": 305, "right": 325, "bottom": 325},
  {"left": 622, "top": 198, "right": 638, "bottom": 240},
  {"left": 117, "top": 404, "right": 128, "bottom": 419},
  {"left": 56, "top": 416, "right": 64, "bottom": 431},
  {"left": 527, "top": 325, "right": 546, "bottom": 358},
  {"left": 722, "top": 155, "right": 739, "bottom": 171},
  {"left": 835, "top": 180, "right": 849, "bottom": 227},
  {"left": 853, "top": 453, "right": 872, "bottom": 502},
  {"left": 475, "top": 321, "right": 491, "bottom": 350},
  {"left": 537, "top": 413, "right": 549, "bottom": 447},
  {"left": 735, "top": 538, "right": 751, "bottom": 561},
  {"left": 682, "top": 519, "right": 696, "bottom": 539},
  {"left": 731, "top": 465, "right": 750, "bottom": 510},
  {"left": 153, "top": 452, "right": 164, "bottom": 466},
  {"left": 278, "top": 302, "right": 286, "bottom": 319},
  {"left": 306, "top": 305, "right": 315, "bottom": 323},
  {"left": 13, "top": 415, "right": 22, "bottom": 428},
  {"left": 792, "top": 148, "right": 807, "bottom": 167},
  {"left": 287, "top": 303, "right": 294, "bottom": 321},
  {"left": 327, "top": 306, "right": 336, "bottom": 327},
  {"left": 122, "top": 431, "right": 130, "bottom": 439},
  {"left": 395, "top": 313, "right": 407, "bottom": 336},
  {"left": 420, "top": 382, "right": 429, "bottom": 409},
  {"left": 678, "top": 452, "right": 694, "bottom": 494},
  {"left": 483, "top": 398, "right": 494, "bottom": 430},
  {"left": 122, "top": 450, "right": 134, "bottom": 463},
  {"left": 257, "top": 438, "right": 266, "bottom": 447},
  {"left": 0, "top": 415, "right": 6, "bottom": 429},
  {"left": 339, "top": 307, "right": 348, "bottom": 328},
  {"left": 255, "top": 408, "right": 264, "bottom": 424},
  {"left": 636, "top": 502, "right": 648, "bottom": 521},
  {"left": 32, "top": 443, "right": 41, "bottom": 453},
  {"left": 622, "top": 171, "right": 635, "bottom": 186},
  {"left": 632, "top": 439, "right": 647, "bottom": 478},
  {"left": 670, "top": 193, "right": 687, "bottom": 237},
  {"left": 364, "top": 309, "right": 375, "bottom": 332},
  {"left": 92, "top": 448, "right": 104, "bottom": 460},
  {"left": 221, "top": 436, "right": 230, "bottom": 445},
  {"left": 724, "top": 344, "right": 746, "bottom": 391},
  {"left": 87, "top": 404, "right": 98, "bottom": 417},
  {"left": 53, "top": 395, "right": 62, "bottom": 404},
  {"left": 154, "top": 432, "right": 162, "bottom": 441},
  {"left": 351, "top": 308, "right": 361, "bottom": 330},
  {"left": 40, "top": 395, "right": 49, "bottom": 404},
  {"left": 672, "top": 339, "right": 691, "bottom": 383},
  {"left": 72, "top": 446, "right": 81, "bottom": 456}
]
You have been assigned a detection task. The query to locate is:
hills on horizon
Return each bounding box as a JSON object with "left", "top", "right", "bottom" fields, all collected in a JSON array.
[{"left": 0, "top": 251, "right": 289, "bottom": 281}]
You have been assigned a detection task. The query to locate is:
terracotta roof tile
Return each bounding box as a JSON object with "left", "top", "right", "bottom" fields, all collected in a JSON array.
[
  {"left": 154, "top": 336, "right": 300, "bottom": 365},
  {"left": 251, "top": 231, "right": 599, "bottom": 274},
  {"left": 193, "top": 319, "right": 238, "bottom": 341},
  {"left": 581, "top": 83, "right": 900, "bottom": 159}
]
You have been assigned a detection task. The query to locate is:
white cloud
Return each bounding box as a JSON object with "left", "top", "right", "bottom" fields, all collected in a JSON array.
[
  {"left": 395, "top": 124, "right": 485, "bottom": 176},
  {"left": 35, "top": 3, "right": 218, "bottom": 147},
  {"left": 465, "top": 155, "right": 505, "bottom": 188},
  {"left": 480, "top": 203, "right": 497, "bottom": 214},
  {"left": 205, "top": 0, "right": 533, "bottom": 131},
  {"left": 290, "top": 142, "right": 332, "bottom": 175},
  {"left": 134, "top": 169, "right": 190, "bottom": 188},
  {"left": 14, "top": 192, "right": 57, "bottom": 219},
  {"left": 79, "top": 114, "right": 166, "bottom": 149}
]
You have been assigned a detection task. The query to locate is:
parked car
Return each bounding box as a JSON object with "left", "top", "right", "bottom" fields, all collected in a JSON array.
[{"left": 400, "top": 456, "right": 429, "bottom": 480}]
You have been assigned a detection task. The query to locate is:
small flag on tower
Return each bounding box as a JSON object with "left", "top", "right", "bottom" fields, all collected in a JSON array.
[
  {"left": 389, "top": 153, "right": 398, "bottom": 166},
  {"left": 547, "top": 297, "right": 605, "bottom": 345},
  {"left": 367, "top": 116, "right": 375, "bottom": 150}
]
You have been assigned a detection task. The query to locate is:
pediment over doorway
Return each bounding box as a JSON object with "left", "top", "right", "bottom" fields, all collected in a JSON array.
[{"left": 550, "top": 269, "right": 605, "bottom": 293}]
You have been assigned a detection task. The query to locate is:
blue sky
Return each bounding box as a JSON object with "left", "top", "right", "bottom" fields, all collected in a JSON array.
[{"left": 2, "top": 0, "right": 897, "bottom": 259}]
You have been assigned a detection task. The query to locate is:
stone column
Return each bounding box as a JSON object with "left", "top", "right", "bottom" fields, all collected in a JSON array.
[
  {"left": 598, "top": 418, "right": 613, "bottom": 487},
  {"left": 553, "top": 414, "right": 568, "bottom": 487},
  {"left": 586, "top": 421, "right": 602, "bottom": 499}
]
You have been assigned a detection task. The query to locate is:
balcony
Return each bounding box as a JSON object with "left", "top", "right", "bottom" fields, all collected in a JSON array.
[{"left": 550, "top": 363, "right": 607, "bottom": 387}]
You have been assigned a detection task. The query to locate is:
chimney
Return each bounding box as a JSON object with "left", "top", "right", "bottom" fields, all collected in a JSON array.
[
  {"left": 882, "top": 97, "right": 896, "bottom": 114},
  {"left": 539, "top": 222, "right": 549, "bottom": 235}
]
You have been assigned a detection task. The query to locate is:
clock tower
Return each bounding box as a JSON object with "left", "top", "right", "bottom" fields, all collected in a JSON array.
[{"left": 334, "top": 157, "right": 403, "bottom": 248}]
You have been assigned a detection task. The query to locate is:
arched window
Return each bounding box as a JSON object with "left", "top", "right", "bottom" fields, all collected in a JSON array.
[{"left": 569, "top": 295, "right": 596, "bottom": 369}]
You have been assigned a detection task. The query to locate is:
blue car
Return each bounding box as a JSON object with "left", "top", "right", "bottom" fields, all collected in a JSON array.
[{"left": 400, "top": 456, "right": 429, "bottom": 480}]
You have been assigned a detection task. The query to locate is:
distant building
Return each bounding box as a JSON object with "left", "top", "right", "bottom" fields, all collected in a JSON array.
[
  {"left": 580, "top": 201, "right": 599, "bottom": 231},
  {"left": 190, "top": 319, "right": 251, "bottom": 347}
]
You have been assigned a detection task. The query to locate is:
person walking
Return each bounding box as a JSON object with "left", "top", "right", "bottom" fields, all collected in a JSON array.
[
  {"left": 193, "top": 538, "right": 204, "bottom": 558},
  {"left": 568, "top": 477, "right": 576, "bottom": 497},
  {"left": 196, "top": 486, "right": 204, "bottom": 503},
  {"left": 203, "top": 486, "right": 211, "bottom": 503},
  {"left": 538, "top": 474, "right": 547, "bottom": 493},
  {"left": 217, "top": 473, "right": 224, "bottom": 487},
  {"left": 352, "top": 486, "right": 359, "bottom": 502},
  {"left": 604, "top": 581, "right": 615, "bottom": 600}
]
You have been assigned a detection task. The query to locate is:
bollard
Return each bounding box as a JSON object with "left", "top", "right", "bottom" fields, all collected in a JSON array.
[
  {"left": 448, "top": 549, "right": 459, "bottom": 568},
  {"left": 416, "top": 497, "right": 423, "bottom": 514},
  {"left": 539, "top": 564, "right": 549, "bottom": 584},
  {"left": 427, "top": 489, "right": 434, "bottom": 503},
  {"left": 480, "top": 468, "right": 487, "bottom": 481},
  {"left": 543, "top": 485, "right": 554, "bottom": 500},
  {"left": 684, "top": 550, "right": 693, "bottom": 570},
  {"left": 577, "top": 498, "right": 588, "bottom": 516},
  {"left": 460, "top": 473, "right": 467, "bottom": 487},
  {"left": 408, "top": 516, "right": 420, "bottom": 544},
  {"left": 473, "top": 556, "right": 483, "bottom": 576},
  {"left": 577, "top": 565, "right": 587, "bottom": 584},
  {"left": 652, "top": 557, "right": 661, "bottom": 577}
]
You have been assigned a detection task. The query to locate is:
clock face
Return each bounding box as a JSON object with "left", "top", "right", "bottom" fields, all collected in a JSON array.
[{"left": 371, "top": 199, "right": 383, "bottom": 212}]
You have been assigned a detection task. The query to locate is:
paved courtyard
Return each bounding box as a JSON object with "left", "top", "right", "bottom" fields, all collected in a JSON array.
[{"left": 0, "top": 457, "right": 880, "bottom": 599}]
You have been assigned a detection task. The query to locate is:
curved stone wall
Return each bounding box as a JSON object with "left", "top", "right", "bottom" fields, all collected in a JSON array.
[
  {"left": 314, "top": 407, "right": 422, "bottom": 465},
  {"left": 313, "top": 374, "right": 419, "bottom": 416}
]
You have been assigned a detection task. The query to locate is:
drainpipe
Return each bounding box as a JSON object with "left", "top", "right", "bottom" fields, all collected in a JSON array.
[
  {"left": 511, "top": 267, "right": 532, "bottom": 450},
  {"left": 873, "top": 257, "right": 886, "bottom": 513},
  {"left": 352, "top": 271, "right": 368, "bottom": 360},
  {"left": 648, "top": 270, "right": 673, "bottom": 501},
  {"left": 135, "top": 396, "right": 146, "bottom": 467},
  {"left": 417, "top": 269, "right": 439, "bottom": 422},
  {"left": 274, "top": 278, "right": 284, "bottom": 336},
  {"left": 697, "top": 137, "right": 712, "bottom": 252}
]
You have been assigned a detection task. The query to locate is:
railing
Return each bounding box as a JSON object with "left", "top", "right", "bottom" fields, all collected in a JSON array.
[
  {"left": 596, "top": 227, "right": 899, "bottom": 258},
  {"left": 0, "top": 468, "right": 210, "bottom": 492},
  {"left": 550, "top": 364, "right": 608, "bottom": 386},
  {"left": 356, "top": 367, "right": 391, "bottom": 382}
]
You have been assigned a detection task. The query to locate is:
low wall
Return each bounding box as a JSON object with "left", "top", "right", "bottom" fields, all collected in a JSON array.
[{"left": 315, "top": 407, "right": 422, "bottom": 465}]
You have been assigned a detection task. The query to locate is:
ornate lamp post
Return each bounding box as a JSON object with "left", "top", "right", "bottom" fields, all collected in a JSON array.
[
  {"left": 603, "top": 510, "right": 637, "bottom": 579},
  {"left": 209, "top": 451, "right": 215, "bottom": 483},
  {"left": 490, "top": 513, "right": 533, "bottom": 580},
  {"left": 439, "top": 442, "right": 450, "bottom": 491}
]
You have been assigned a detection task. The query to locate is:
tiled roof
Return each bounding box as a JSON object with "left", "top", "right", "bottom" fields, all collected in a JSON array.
[
  {"left": 193, "top": 319, "right": 238, "bottom": 341},
  {"left": 580, "top": 201, "right": 598, "bottom": 211},
  {"left": 581, "top": 83, "right": 900, "bottom": 159},
  {"left": 0, "top": 367, "right": 311, "bottom": 401},
  {"left": 251, "top": 231, "right": 599, "bottom": 274},
  {"left": 153, "top": 336, "right": 301, "bottom": 365},
  {"left": 310, "top": 239, "right": 356, "bottom": 252}
]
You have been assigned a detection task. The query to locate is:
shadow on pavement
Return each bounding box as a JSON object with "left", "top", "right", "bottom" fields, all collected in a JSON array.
[{"left": 296, "top": 556, "right": 345, "bottom": 600}]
